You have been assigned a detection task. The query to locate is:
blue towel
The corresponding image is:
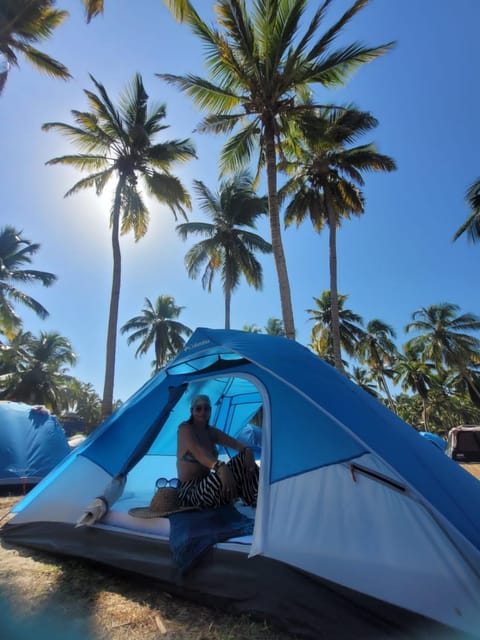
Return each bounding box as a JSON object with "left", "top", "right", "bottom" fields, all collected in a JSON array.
[{"left": 169, "top": 504, "right": 254, "bottom": 573}]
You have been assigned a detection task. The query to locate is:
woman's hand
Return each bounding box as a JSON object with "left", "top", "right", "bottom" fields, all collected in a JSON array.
[{"left": 217, "top": 464, "right": 237, "bottom": 502}]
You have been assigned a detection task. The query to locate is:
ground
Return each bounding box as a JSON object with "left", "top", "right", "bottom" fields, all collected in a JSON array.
[
  {"left": 460, "top": 463, "right": 480, "bottom": 480},
  {"left": 0, "top": 495, "right": 295, "bottom": 640}
]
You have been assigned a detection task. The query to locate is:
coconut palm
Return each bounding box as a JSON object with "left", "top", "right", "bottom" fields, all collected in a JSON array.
[
  {"left": 242, "top": 324, "right": 262, "bottom": 334},
  {"left": 307, "top": 290, "right": 364, "bottom": 366},
  {"left": 405, "top": 303, "right": 480, "bottom": 374},
  {"left": 43, "top": 73, "right": 196, "bottom": 417},
  {"left": 453, "top": 178, "right": 480, "bottom": 244},
  {"left": 242, "top": 317, "right": 285, "bottom": 335},
  {"left": 356, "top": 318, "right": 398, "bottom": 406},
  {"left": 281, "top": 107, "right": 396, "bottom": 372},
  {"left": 405, "top": 303, "right": 480, "bottom": 406},
  {"left": 264, "top": 317, "right": 285, "bottom": 336},
  {"left": 1, "top": 330, "right": 76, "bottom": 413},
  {"left": 0, "top": 226, "right": 57, "bottom": 337},
  {"left": 349, "top": 366, "right": 379, "bottom": 398},
  {"left": 0, "top": 0, "right": 70, "bottom": 95},
  {"left": 62, "top": 379, "right": 102, "bottom": 432},
  {"left": 121, "top": 295, "right": 192, "bottom": 372},
  {"left": 446, "top": 363, "right": 480, "bottom": 409},
  {"left": 160, "top": 0, "right": 394, "bottom": 340},
  {"left": 393, "top": 344, "right": 441, "bottom": 431},
  {"left": 0, "top": 329, "right": 33, "bottom": 379},
  {"left": 176, "top": 172, "right": 271, "bottom": 329}
]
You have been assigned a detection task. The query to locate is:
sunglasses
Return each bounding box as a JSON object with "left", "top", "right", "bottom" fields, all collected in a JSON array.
[
  {"left": 155, "top": 477, "right": 179, "bottom": 489},
  {"left": 193, "top": 404, "right": 211, "bottom": 412}
]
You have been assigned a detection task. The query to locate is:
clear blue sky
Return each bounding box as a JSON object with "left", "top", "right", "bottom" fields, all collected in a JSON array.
[{"left": 2, "top": 0, "right": 479, "bottom": 403}]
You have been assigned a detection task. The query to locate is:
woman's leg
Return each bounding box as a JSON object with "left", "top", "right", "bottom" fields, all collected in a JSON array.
[
  {"left": 227, "top": 449, "right": 258, "bottom": 506},
  {"left": 177, "top": 473, "right": 225, "bottom": 508}
]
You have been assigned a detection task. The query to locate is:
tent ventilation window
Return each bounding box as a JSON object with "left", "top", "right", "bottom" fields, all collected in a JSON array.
[
  {"left": 167, "top": 355, "right": 250, "bottom": 376},
  {"left": 349, "top": 463, "right": 406, "bottom": 494}
]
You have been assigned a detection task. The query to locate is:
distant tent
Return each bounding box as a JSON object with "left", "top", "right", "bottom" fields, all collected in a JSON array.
[
  {"left": 418, "top": 431, "right": 447, "bottom": 452},
  {"left": 60, "top": 413, "right": 86, "bottom": 437},
  {"left": 0, "top": 401, "right": 70, "bottom": 487},
  {"left": 2, "top": 329, "right": 480, "bottom": 638},
  {"left": 447, "top": 425, "right": 480, "bottom": 462},
  {"left": 235, "top": 423, "right": 262, "bottom": 458}
]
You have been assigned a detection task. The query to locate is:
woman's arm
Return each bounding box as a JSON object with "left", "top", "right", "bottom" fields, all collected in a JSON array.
[
  {"left": 211, "top": 427, "right": 257, "bottom": 473},
  {"left": 211, "top": 427, "right": 247, "bottom": 452}
]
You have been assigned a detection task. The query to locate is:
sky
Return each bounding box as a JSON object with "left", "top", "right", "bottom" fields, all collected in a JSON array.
[{"left": 2, "top": 0, "right": 480, "bottom": 403}]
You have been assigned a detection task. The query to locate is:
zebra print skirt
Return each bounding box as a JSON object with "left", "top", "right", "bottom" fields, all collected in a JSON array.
[{"left": 177, "top": 449, "right": 258, "bottom": 509}]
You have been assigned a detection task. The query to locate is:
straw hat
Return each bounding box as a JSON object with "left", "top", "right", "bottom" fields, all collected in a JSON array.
[{"left": 129, "top": 487, "right": 197, "bottom": 519}]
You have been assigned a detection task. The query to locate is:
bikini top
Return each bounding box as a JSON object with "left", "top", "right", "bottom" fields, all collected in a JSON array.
[{"left": 181, "top": 444, "right": 218, "bottom": 464}]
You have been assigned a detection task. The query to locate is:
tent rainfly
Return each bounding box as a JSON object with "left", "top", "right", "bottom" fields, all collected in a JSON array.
[
  {"left": 2, "top": 328, "right": 480, "bottom": 639},
  {"left": 0, "top": 401, "right": 70, "bottom": 487}
]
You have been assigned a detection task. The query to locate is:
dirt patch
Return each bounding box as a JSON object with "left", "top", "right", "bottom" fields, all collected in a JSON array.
[
  {"left": 0, "top": 495, "right": 294, "bottom": 640},
  {"left": 460, "top": 463, "right": 480, "bottom": 480}
]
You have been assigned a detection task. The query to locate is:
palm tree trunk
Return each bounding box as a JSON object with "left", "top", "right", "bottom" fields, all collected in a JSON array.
[
  {"left": 101, "top": 179, "right": 124, "bottom": 418},
  {"left": 264, "top": 121, "right": 295, "bottom": 339},
  {"left": 225, "top": 286, "right": 231, "bottom": 330},
  {"left": 380, "top": 371, "right": 395, "bottom": 408},
  {"left": 154, "top": 336, "right": 162, "bottom": 373},
  {"left": 373, "top": 352, "right": 395, "bottom": 407},
  {"left": 325, "top": 189, "right": 345, "bottom": 374},
  {"left": 422, "top": 397, "right": 429, "bottom": 431}
]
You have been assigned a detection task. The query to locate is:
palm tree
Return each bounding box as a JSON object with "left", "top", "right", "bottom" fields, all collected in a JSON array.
[
  {"left": 281, "top": 107, "right": 396, "bottom": 372},
  {"left": 307, "top": 290, "right": 364, "bottom": 366},
  {"left": 0, "top": 0, "right": 70, "bottom": 95},
  {"left": 349, "top": 366, "right": 379, "bottom": 398},
  {"left": 405, "top": 303, "right": 480, "bottom": 374},
  {"left": 242, "top": 317, "right": 285, "bottom": 335},
  {"left": 160, "top": 0, "right": 394, "bottom": 340},
  {"left": 121, "top": 295, "right": 192, "bottom": 372},
  {"left": 393, "top": 345, "right": 438, "bottom": 431},
  {"left": 356, "top": 318, "right": 398, "bottom": 406},
  {"left": 0, "top": 226, "right": 57, "bottom": 337},
  {"left": 405, "top": 303, "right": 480, "bottom": 405},
  {"left": 0, "top": 328, "right": 33, "bottom": 378},
  {"left": 453, "top": 178, "right": 480, "bottom": 243},
  {"left": 1, "top": 330, "right": 77, "bottom": 413},
  {"left": 264, "top": 317, "right": 285, "bottom": 336},
  {"left": 242, "top": 323, "right": 262, "bottom": 333},
  {"left": 176, "top": 172, "right": 271, "bottom": 329},
  {"left": 62, "top": 378, "right": 102, "bottom": 433},
  {"left": 446, "top": 363, "right": 480, "bottom": 409},
  {"left": 43, "top": 73, "right": 196, "bottom": 418}
]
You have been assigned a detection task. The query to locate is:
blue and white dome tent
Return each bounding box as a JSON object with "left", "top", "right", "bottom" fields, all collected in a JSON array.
[{"left": 2, "top": 328, "right": 480, "bottom": 638}]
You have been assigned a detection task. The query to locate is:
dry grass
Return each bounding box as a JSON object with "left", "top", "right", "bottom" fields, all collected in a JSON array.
[{"left": 0, "top": 495, "right": 295, "bottom": 640}]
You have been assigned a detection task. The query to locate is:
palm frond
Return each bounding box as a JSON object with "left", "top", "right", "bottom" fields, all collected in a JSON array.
[
  {"left": 157, "top": 73, "right": 240, "bottom": 112},
  {"left": 13, "top": 43, "right": 70, "bottom": 79},
  {"left": 83, "top": 0, "right": 104, "bottom": 23},
  {"left": 219, "top": 121, "right": 260, "bottom": 175}
]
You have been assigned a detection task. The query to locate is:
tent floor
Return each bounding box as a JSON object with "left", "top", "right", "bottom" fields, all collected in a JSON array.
[{"left": 1, "top": 521, "right": 472, "bottom": 640}]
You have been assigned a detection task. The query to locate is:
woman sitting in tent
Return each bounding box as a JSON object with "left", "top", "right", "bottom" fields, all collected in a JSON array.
[{"left": 177, "top": 395, "right": 258, "bottom": 509}]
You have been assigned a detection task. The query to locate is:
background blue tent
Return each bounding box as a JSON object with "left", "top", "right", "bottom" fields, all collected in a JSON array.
[
  {"left": 0, "top": 401, "right": 70, "bottom": 487},
  {"left": 418, "top": 431, "right": 447, "bottom": 452}
]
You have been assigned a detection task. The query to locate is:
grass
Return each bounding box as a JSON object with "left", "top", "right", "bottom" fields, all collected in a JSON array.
[{"left": 0, "top": 494, "right": 296, "bottom": 640}]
